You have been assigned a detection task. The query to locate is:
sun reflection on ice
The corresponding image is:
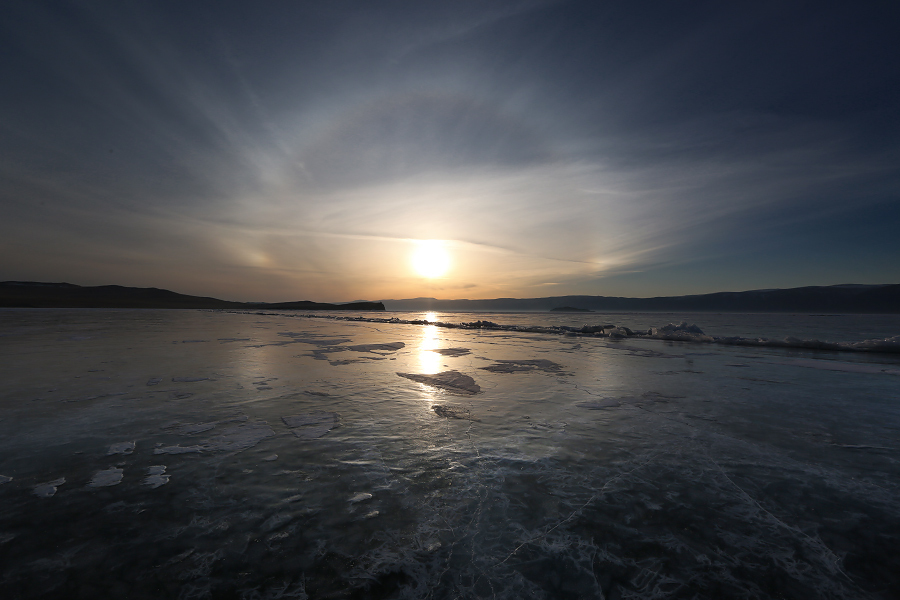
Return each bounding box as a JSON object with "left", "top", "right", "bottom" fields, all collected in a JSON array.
[{"left": 419, "top": 324, "right": 442, "bottom": 375}]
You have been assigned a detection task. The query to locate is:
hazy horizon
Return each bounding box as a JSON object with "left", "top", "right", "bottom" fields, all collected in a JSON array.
[{"left": 2, "top": 2, "right": 899, "bottom": 302}]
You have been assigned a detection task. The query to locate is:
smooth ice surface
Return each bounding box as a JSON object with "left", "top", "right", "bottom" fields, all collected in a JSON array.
[{"left": 1, "top": 308, "right": 899, "bottom": 599}]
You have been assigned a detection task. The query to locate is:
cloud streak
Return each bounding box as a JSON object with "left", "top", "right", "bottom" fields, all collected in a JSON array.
[{"left": 1, "top": 1, "right": 898, "bottom": 300}]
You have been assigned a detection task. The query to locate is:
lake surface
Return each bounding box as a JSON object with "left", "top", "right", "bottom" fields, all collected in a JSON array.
[{"left": 1, "top": 309, "right": 899, "bottom": 599}]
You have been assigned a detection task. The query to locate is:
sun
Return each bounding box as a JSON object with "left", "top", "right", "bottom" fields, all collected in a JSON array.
[{"left": 411, "top": 240, "right": 451, "bottom": 278}]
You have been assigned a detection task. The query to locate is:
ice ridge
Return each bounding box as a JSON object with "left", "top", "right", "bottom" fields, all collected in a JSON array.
[{"left": 242, "top": 312, "right": 900, "bottom": 355}]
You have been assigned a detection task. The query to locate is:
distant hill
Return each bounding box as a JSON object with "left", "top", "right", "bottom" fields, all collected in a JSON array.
[
  {"left": 383, "top": 284, "right": 900, "bottom": 313},
  {"left": 0, "top": 282, "right": 385, "bottom": 311}
]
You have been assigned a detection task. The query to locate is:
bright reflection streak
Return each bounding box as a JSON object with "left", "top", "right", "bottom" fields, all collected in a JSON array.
[
  {"left": 419, "top": 324, "right": 442, "bottom": 375},
  {"left": 424, "top": 311, "right": 438, "bottom": 322}
]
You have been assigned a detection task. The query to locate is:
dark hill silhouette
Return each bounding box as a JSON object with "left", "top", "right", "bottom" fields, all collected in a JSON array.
[
  {"left": 384, "top": 284, "right": 900, "bottom": 313},
  {"left": 0, "top": 282, "right": 384, "bottom": 311}
]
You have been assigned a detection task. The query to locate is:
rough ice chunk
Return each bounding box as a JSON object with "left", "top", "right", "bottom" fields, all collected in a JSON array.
[
  {"left": 397, "top": 370, "right": 481, "bottom": 395},
  {"left": 89, "top": 467, "right": 124, "bottom": 487},
  {"left": 107, "top": 441, "right": 135, "bottom": 455},
  {"left": 34, "top": 477, "right": 66, "bottom": 498},
  {"left": 146, "top": 377, "right": 162, "bottom": 386},
  {"left": 349, "top": 492, "right": 373, "bottom": 503},
  {"left": 171, "top": 376, "right": 210, "bottom": 383},
  {"left": 0, "top": 475, "right": 12, "bottom": 484}
]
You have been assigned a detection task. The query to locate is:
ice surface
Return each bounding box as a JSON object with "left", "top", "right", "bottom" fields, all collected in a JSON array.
[
  {"left": 396, "top": 370, "right": 481, "bottom": 395},
  {"left": 432, "top": 404, "right": 479, "bottom": 421},
  {"left": 2, "top": 309, "right": 899, "bottom": 599},
  {"left": 33, "top": 477, "right": 65, "bottom": 498},
  {"left": 480, "top": 359, "right": 566, "bottom": 374},
  {"left": 0, "top": 475, "right": 12, "bottom": 484},
  {"left": 430, "top": 347, "right": 470, "bottom": 356},
  {"left": 88, "top": 467, "right": 123, "bottom": 487},
  {"left": 203, "top": 421, "right": 275, "bottom": 453},
  {"left": 153, "top": 445, "right": 203, "bottom": 455},
  {"left": 107, "top": 441, "right": 135, "bottom": 455},
  {"left": 282, "top": 412, "right": 339, "bottom": 439}
]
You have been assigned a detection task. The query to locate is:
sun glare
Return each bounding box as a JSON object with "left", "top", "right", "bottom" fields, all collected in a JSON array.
[{"left": 411, "top": 240, "right": 450, "bottom": 278}]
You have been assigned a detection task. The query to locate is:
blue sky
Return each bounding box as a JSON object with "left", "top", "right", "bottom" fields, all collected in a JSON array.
[{"left": 1, "top": 1, "right": 898, "bottom": 301}]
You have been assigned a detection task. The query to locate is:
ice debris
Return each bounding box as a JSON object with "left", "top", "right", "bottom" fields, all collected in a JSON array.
[
  {"left": 34, "top": 477, "right": 65, "bottom": 498},
  {"left": 397, "top": 370, "right": 481, "bottom": 395},
  {"left": 349, "top": 492, "right": 373, "bottom": 503},
  {"left": 89, "top": 467, "right": 124, "bottom": 487},
  {"left": 0, "top": 475, "right": 12, "bottom": 484}
]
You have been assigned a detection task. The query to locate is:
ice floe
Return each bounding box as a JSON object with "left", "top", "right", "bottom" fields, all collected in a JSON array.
[
  {"left": 171, "top": 376, "right": 210, "bottom": 383},
  {"left": 0, "top": 475, "right": 12, "bottom": 484},
  {"left": 396, "top": 370, "right": 481, "bottom": 395},
  {"left": 34, "top": 477, "right": 65, "bottom": 498},
  {"left": 143, "top": 465, "right": 169, "bottom": 488},
  {"left": 349, "top": 492, "right": 373, "bottom": 503},
  {"left": 89, "top": 467, "right": 123, "bottom": 487},
  {"left": 204, "top": 422, "right": 275, "bottom": 453},
  {"left": 282, "top": 412, "right": 340, "bottom": 439},
  {"left": 107, "top": 441, "right": 135, "bottom": 455}
]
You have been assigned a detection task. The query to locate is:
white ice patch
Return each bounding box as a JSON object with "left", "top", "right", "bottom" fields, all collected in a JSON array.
[
  {"left": 143, "top": 465, "right": 169, "bottom": 488},
  {"left": 263, "top": 454, "right": 278, "bottom": 461},
  {"left": 34, "top": 477, "right": 65, "bottom": 498},
  {"left": 282, "top": 412, "right": 340, "bottom": 439},
  {"left": 107, "top": 441, "right": 135, "bottom": 455},
  {"left": 89, "top": 467, "right": 123, "bottom": 487},
  {"left": 349, "top": 492, "right": 373, "bottom": 503},
  {"left": 0, "top": 475, "right": 12, "bottom": 484}
]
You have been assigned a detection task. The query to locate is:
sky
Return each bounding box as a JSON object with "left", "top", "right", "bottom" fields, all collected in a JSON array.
[{"left": 1, "top": 0, "right": 898, "bottom": 302}]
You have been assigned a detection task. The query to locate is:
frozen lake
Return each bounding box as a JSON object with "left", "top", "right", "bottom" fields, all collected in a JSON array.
[{"left": 1, "top": 309, "right": 899, "bottom": 599}]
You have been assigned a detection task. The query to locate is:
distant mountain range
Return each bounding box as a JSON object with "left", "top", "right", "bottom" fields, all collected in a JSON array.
[
  {"left": 1, "top": 281, "right": 897, "bottom": 313},
  {"left": 0, "top": 282, "right": 385, "bottom": 310},
  {"left": 383, "top": 284, "right": 900, "bottom": 313}
]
